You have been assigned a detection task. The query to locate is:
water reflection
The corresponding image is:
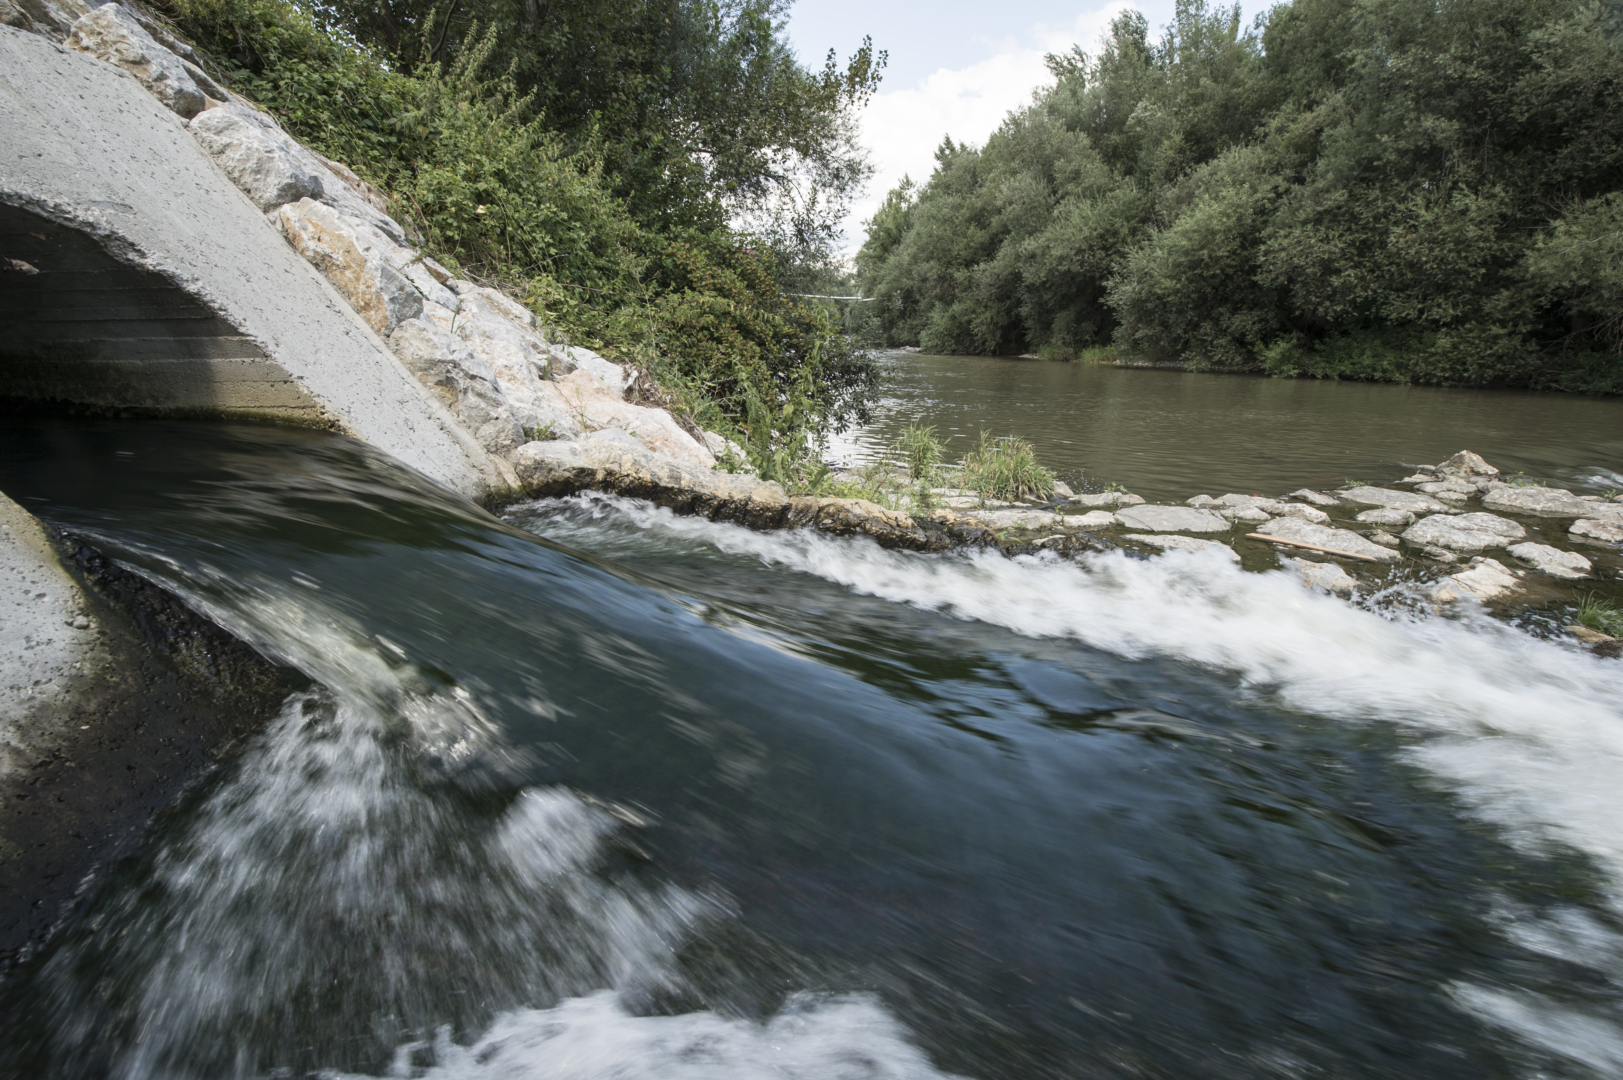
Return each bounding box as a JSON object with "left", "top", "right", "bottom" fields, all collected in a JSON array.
[{"left": 841, "top": 354, "right": 1623, "bottom": 500}]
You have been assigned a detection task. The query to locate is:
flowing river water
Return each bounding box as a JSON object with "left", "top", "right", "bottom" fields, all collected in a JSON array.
[
  {"left": 836, "top": 353, "right": 1623, "bottom": 499},
  {"left": 1, "top": 391, "right": 1622, "bottom": 1078}
]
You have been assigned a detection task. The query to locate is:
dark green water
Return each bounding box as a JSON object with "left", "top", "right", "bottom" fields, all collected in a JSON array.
[
  {"left": 841, "top": 354, "right": 1623, "bottom": 500},
  {"left": 1, "top": 420, "right": 1622, "bottom": 1080}
]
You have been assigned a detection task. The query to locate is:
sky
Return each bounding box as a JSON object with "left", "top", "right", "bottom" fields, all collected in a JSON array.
[{"left": 784, "top": 0, "right": 1257, "bottom": 255}]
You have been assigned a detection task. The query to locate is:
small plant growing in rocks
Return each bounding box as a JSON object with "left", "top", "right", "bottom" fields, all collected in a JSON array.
[
  {"left": 1575, "top": 593, "right": 1623, "bottom": 638},
  {"left": 961, "top": 432, "right": 1056, "bottom": 503}
]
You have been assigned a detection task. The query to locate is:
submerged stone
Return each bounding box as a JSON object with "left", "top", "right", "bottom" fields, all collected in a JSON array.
[{"left": 1287, "top": 558, "right": 1357, "bottom": 594}]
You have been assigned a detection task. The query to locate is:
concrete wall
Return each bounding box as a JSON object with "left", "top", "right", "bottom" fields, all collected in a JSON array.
[{"left": 0, "top": 27, "right": 514, "bottom": 500}]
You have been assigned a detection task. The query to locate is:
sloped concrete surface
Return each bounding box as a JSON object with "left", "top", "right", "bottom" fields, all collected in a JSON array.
[{"left": 0, "top": 27, "right": 512, "bottom": 499}]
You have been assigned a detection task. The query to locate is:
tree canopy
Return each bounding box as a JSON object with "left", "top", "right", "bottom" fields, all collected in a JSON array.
[{"left": 856, "top": 0, "right": 1623, "bottom": 392}]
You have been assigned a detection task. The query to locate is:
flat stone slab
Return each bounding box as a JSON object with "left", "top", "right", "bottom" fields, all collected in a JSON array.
[
  {"left": 1123, "top": 534, "right": 1241, "bottom": 563},
  {"left": 1480, "top": 484, "right": 1597, "bottom": 518},
  {"left": 971, "top": 509, "right": 1064, "bottom": 530},
  {"left": 1066, "top": 510, "right": 1120, "bottom": 529},
  {"left": 1115, "top": 504, "right": 1231, "bottom": 533},
  {"left": 1505, "top": 542, "right": 1591, "bottom": 579},
  {"left": 1430, "top": 557, "right": 1522, "bottom": 603},
  {"left": 1355, "top": 507, "right": 1414, "bottom": 527},
  {"left": 1209, "top": 494, "right": 1330, "bottom": 525},
  {"left": 1070, "top": 491, "right": 1146, "bottom": 508},
  {"left": 1289, "top": 489, "right": 1340, "bottom": 506},
  {"left": 1572, "top": 518, "right": 1623, "bottom": 544},
  {"left": 1338, "top": 486, "right": 1447, "bottom": 513},
  {"left": 1251, "top": 518, "right": 1401, "bottom": 562},
  {"left": 1287, "top": 558, "right": 1357, "bottom": 594},
  {"left": 1401, "top": 512, "right": 1524, "bottom": 553}
]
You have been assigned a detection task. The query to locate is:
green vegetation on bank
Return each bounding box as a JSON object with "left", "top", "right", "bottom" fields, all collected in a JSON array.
[
  {"left": 854, "top": 0, "right": 1623, "bottom": 392},
  {"left": 156, "top": 0, "right": 882, "bottom": 474}
]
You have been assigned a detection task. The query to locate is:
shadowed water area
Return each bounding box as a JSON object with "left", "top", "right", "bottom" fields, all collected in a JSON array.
[
  {"left": 2, "top": 419, "right": 1622, "bottom": 1079},
  {"left": 840, "top": 354, "right": 1623, "bottom": 500}
]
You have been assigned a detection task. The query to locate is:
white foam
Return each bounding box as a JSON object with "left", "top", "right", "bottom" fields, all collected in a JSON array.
[
  {"left": 527, "top": 495, "right": 1623, "bottom": 1075},
  {"left": 335, "top": 990, "right": 959, "bottom": 1080}
]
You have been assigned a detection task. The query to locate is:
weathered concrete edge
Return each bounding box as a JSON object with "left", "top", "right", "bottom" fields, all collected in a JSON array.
[{"left": 0, "top": 26, "right": 517, "bottom": 501}]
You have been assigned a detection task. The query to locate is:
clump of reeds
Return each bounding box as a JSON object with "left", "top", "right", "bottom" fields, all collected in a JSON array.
[{"left": 960, "top": 432, "right": 1055, "bottom": 503}]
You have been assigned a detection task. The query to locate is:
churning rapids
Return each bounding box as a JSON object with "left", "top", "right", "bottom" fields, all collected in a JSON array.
[{"left": 2, "top": 420, "right": 1623, "bottom": 1080}]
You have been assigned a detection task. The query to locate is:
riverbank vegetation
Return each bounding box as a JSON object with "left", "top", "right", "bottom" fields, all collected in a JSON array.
[
  {"left": 153, "top": 0, "right": 883, "bottom": 471},
  {"left": 854, "top": 0, "right": 1623, "bottom": 393}
]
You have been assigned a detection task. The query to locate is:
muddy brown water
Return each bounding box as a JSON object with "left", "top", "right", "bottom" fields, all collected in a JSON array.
[{"left": 839, "top": 354, "right": 1623, "bottom": 501}]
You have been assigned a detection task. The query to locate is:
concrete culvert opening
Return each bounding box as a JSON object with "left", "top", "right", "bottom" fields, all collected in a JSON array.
[{"left": 0, "top": 202, "right": 323, "bottom": 421}]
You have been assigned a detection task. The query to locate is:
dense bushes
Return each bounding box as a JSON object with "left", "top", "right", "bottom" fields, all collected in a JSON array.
[
  {"left": 856, "top": 0, "right": 1623, "bottom": 392},
  {"left": 156, "top": 0, "right": 879, "bottom": 470}
]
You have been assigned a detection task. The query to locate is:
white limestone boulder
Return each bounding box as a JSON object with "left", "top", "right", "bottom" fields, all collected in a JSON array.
[
  {"left": 386, "top": 317, "right": 545, "bottom": 456},
  {"left": 274, "top": 198, "right": 422, "bottom": 336},
  {"left": 67, "top": 4, "right": 205, "bottom": 117},
  {"left": 1124, "top": 534, "right": 1241, "bottom": 563},
  {"left": 1338, "top": 486, "right": 1447, "bottom": 513},
  {"left": 189, "top": 104, "right": 324, "bottom": 212},
  {"left": 1400, "top": 512, "right": 1524, "bottom": 553},
  {"left": 1251, "top": 518, "right": 1401, "bottom": 562},
  {"left": 1437, "top": 450, "right": 1500, "bottom": 477},
  {"left": 1, "top": 0, "right": 90, "bottom": 39},
  {"left": 1430, "top": 557, "right": 1522, "bottom": 604},
  {"left": 545, "top": 369, "right": 714, "bottom": 468},
  {"left": 1287, "top": 558, "right": 1357, "bottom": 594},
  {"left": 972, "top": 509, "right": 1064, "bottom": 531},
  {"left": 1067, "top": 510, "right": 1120, "bottom": 529},
  {"left": 1114, "top": 504, "right": 1230, "bottom": 533},
  {"left": 1505, "top": 542, "right": 1591, "bottom": 580}
]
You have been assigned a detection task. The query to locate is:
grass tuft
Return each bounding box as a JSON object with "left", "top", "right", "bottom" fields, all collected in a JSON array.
[
  {"left": 1575, "top": 593, "right": 1623, "bottom": 637},
  {"left": 960, "top": 432, "right": 1055, "bottom": 503}
]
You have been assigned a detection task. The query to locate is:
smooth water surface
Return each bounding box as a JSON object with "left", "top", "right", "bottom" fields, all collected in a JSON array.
[
  {"left": 2, "top": 421, "right": 1622, "bottom": 1080},
  {"left": 839, "top": 354, "right": 1623, "bottom": 500}
]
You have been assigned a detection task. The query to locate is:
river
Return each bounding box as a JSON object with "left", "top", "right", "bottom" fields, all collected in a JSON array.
[
  {"left": 1, "top": 406, "right": 1621, "bottom": 1079},
  {"left": 836, "top": 353, "right": 1623, "bottom": 500}
]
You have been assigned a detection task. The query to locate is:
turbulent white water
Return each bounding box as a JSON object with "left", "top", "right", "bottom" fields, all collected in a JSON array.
[{"left": 529, "top": 494, "right": 1623, "bottom": 1075}]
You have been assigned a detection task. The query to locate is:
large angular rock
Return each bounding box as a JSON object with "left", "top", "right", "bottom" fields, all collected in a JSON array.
[
  {"left": 544, "top": 368, "right": 714, "bottom": 468},
  {"left": 1430, "top": 558, "right": 1522, "bottom": 604},
  {"left": 1437, "top": 450, "right": 1499, "bottom": 477},
  {"left": 1, "top": 0, "right": 91, "bottom": 39},
  {"left": 1204, "top": 494, "right": 1328, "bottom": 524},
  {"left": 1338, "top": 486, "right": 1447, "bottom": 513},
  {"left": 1251, "top": 518, "right": 1401, "bottom": 562},
  {"left": 1481, "top": 483, "right": 1597, "bottom": 519},
  {"left": 1505, "top": 542, "right": 1591, "bottom": 580},
  {"left": 387, "top": 317, "right": 542, "bottom": 456},
  {"left": 514, "top": 435, "right": 788, "bottom": 528},
  {"left": 67, "top": 5, "right": 206, "bottom": 117},
  {"left": 1123, "top": 534, "right": 1240, "bottom": 563},
  {"left": 1115, "top": 504, "right": 1230, "bottom": 533},
  {"left": 274, "top": 198, "right": 422, "bottom": 336},
  {"left": 1571, "top": 518, "right": 1623, "bottom": 545},
  {"left": 1400, "top": 512, "right": 1524, "bottom": 553},
  {"left": 189, "top": 104, "right": 323, "bottom": 212}
]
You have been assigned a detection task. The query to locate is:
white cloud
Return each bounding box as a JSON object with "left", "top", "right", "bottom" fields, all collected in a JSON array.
[{"left": 841, "top": 1, "right": 1133, "bottom": 256}]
